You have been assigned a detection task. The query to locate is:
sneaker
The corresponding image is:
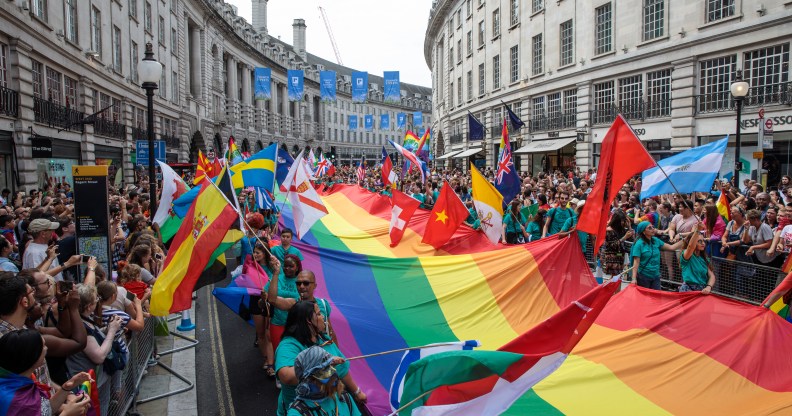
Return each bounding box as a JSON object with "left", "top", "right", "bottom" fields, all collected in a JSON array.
[{"left": 147, "top": 358, "right": 158, "bottom": 367}]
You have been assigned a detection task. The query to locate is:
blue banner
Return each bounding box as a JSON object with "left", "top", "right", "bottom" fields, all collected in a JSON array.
[
  {"left": 383, "top": 71, "right": 400, "bottom": 103},
  {"left": 380, "top": 114, "right": 390, "bottom": 130},
  {"left": 413, "top": 111, "right": 423, "bottom": 128},
  {"left": 352, "top": 71, "right": 368, "bottom": 103},
  {"left": 320, "top": 70, "right": 336, "bottom": 102},
  {"left": 287, "top": 69, "right": 304, "bottom": 101},
  {"left": 254, "top": 68, "right": 271, "bottom": 100},
  {"left": 349, "top": 115, "right": 358, "bottom": 130},
  {"left": 364, "top": 115, "right": 374, "bottom": 131},
  {"left": 397, "top": 113, "right": 406, "bottom": 129}
]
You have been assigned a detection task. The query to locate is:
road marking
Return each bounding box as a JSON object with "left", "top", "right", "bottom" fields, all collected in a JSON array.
[
  {"left": 207, "top": 283, "right": 237, "bottom": 416},
  {"left": 207, "top": 285, "right": 227, "bottom": 416}
]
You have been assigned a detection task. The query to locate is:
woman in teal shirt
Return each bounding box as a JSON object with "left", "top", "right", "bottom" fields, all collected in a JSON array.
[
  {"left": 679, "top": 222, "right": 716, "bottom": 294},
  {"left": 630, "top": 221, "right": 683, "bottom": 289},
  {"left": 502, "top": 200, "right": 527, "bottom": 244},
  {"left": 526, "top": 209, "right": 546, "bottom": 242}
]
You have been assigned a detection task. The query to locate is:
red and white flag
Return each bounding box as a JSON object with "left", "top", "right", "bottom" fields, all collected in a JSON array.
[
  {"left": 389, "top": 189, "right": 421, "bottom": 247},
  {"left": 357, "top": 156, "right": 366, "bottom": 183},
  {"left": 381, "top": 147, "right": 397, "bottom": 188},
  {"left": 286, "top": 157, "right": 328, "bottom": 239}
]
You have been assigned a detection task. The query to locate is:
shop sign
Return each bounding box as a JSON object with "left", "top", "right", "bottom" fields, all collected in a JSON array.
[
  {"left": 741, "top": 113, "right": 792, "bottom": 130},
  {"left": 31, "top": 137, "right": 52, "bottom": 158}
]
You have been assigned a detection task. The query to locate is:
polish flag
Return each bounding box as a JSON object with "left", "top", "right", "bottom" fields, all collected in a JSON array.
[{"left": 389, "top": 189, "right": 421, "bottom": 247}]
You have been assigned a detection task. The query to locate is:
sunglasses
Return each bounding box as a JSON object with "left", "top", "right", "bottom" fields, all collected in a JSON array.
[{"left": 295, "top": 280, "right": 314, "bottom": 286}]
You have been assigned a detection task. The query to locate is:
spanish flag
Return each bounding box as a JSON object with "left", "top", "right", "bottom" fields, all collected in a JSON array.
[{"left": 150, "top": 178, "right": 240, "bottom": 316}]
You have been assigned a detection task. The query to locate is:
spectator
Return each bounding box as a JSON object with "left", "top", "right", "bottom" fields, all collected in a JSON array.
[
  {"left": 668, "top": 201, "right": 698, "bottom": 242},
  {"left": 601, "top": 211, "right": 633, "bottom": 278},
  {"left": 22, "top": 219, "right": 63, "bottom": 281},
  {"left": 679, "top": 223, "right": 716, "bottom": 294},
  {"left": 0, "top": 236, "right": 18, "bottom": 273}
]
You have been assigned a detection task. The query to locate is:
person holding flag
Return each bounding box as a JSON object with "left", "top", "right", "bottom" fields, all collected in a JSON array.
[{"left": 494, "top": 119, "right": 521, "bottom": 204}]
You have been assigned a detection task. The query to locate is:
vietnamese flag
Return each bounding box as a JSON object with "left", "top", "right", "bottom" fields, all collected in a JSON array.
[
  {"left": 389, "top": 189, "right": 421, "bottom": 247},
  {"left": 422, "top": 180, "right": 469, "bottom": 249},
  {"left": 576, "top": 115, "right": 655, "bottom": 253}
]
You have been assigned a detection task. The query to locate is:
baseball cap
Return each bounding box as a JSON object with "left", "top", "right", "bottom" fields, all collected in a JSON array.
[{"left": 27, "top": 218, "right": 60, "bottom": 233}]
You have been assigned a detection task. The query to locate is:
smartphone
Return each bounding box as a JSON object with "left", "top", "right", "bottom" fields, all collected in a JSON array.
[
  {"left": 58, "top": 281, "right": 74, "bottom": 292},
  {"left": 81, "top": 255, "right": 90, "bottom": 263},
  {"left": 154, "top": 252, "right": 164, "bottom": 261},
  {"left": 125, "top": 291, "right": 136, "bottom": 302}
]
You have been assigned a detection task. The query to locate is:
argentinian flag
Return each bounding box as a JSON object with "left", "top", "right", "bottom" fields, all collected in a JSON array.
[{"left": 640, "top": 137, "right": 728, "bottom": 199}]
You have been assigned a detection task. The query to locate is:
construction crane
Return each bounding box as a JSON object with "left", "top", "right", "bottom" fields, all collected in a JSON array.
[{"left": 318, "top": 6, "right": 344, "bottom": 65}]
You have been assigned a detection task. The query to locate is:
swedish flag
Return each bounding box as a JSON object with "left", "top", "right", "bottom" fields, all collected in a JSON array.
[{"left": 230, "top": 144, "right": 277, "bottom": 192}]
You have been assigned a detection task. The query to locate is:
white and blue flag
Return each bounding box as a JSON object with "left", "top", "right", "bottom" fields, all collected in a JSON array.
[
  {"left": 640, "top": 137, "right": 728, "bottom": 199},
  {"left": 388, "top": 340, "right": 480, "bottom": 411}
]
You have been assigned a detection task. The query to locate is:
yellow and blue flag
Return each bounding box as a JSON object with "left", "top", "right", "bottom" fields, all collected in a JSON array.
[{"left": 230, "top": 144, "right": 277, "bottom": 192}]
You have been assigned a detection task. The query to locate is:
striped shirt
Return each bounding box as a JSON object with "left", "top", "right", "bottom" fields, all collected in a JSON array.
[{"left": 101, "top": 306, "right": 131, "bottom": 354}]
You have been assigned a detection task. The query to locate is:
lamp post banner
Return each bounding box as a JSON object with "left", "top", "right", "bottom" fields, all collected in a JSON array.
[
  {"left": 397, "top": 113, "right": 406, "bottom": 129},
  {"left": 365, "top": 115, "right": 374, "bottom": 131},
  {"left": 352, "top": 71, "right": 368, "bottom": 103},
  {"left": 287, "top": 69, "right": 304, "bottom": 101},
  {"left": 320, "top": 70, "right": 337, "bottom": 102},
  {"left": 383, "top": 71, "right": 400, "bottom": 103},
  {"left": 413, "top": 112, "right": 423, "bottom": 128},
  {"left": 254, "top": 68, "right": 271, "bottom": 100},
  {"left": 349, "top": 115, "right": 358, "bottom": 130},
  {"left": 381, "top": 114, "right": 390, "bottom": 130}
]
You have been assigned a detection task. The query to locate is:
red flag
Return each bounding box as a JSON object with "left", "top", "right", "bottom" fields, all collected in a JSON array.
[
  {"left": 422, "top": 180, "right": 469, "bottom": 249},
  {"left": 577, "top": 115, "right": 655, "bottom": 252},
  {"left": 389, "top": 189, "right": 421, "bottom": 247},
  {"left": 382, "top": 155, "right": 395, "bottom": 188}
]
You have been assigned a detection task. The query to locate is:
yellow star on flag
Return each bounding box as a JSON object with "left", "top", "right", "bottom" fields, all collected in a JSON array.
[{"left": 435, "top": 209, "right": 448, "bottom": 224}]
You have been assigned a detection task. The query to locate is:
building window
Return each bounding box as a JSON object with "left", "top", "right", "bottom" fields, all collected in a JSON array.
[
  {"left": 743, "top": 44, "right": 790, "bottom": 104},
  {"left": 706, "top": 0, "right": 735, "bottom": 23},
  {"left": 532, "top": 34, "right": 543, "bottom": 75},
  {"left": 65, "top": 0, "right": 77, "bottom": 42},
  {"left": 457, "top": 39, "right": 462, "bottom": 62},
  {"left": 532, "top": 97, "right": 545, "bottom": 122},
  {"left": 172, "top": 70, "right": 179, "bottom": 103},
  {"left": 593, "top": 81, "right": 615, "bottom": 125},
  {"left": 533, "top": 0, "right": 544, "bottom": 13},
  {"left": 159, "top": 16, "right": 166, "bottom": 45},
  {"left": 46, "top": 67, "right": 62, "bottom": 104},
  {"left": 64, "top": 76, "right": 77, "bottom": 108},
  {"left": 31, "top": 60, "right": 43, "bottom": 99},
  {"left": 646, "top": 69, "right": 671, "bottom": 118},
  {"left": 563, "top": 88, "right": 577, "bottom": 126},
  {"left": 547, "top": 92, "right": 561, "bottom": 128},
  {"left": 145, "top": 2, "right": 152, "bottom": 33},
  {"left": 449, "top": 81, "right": 454, "bottom": 107},
  {"left": 131, "top": 41, "right": 139, "bottom": 83},
  {"left": 492, "top": 9, "right": 500, "bottom": 37},
  {"left": 698, "top": 55, "right": 736, "bottom": 113},
  {"left": 466, "top": 0, "right": 472, "bottom": 17},
  {"left": 493, "top": 54, "right": 500, "bottom": 89},
  {"left": 467, "top": 70, "right": 473, "bottom": 100},
  {"left": 466, "top": 31, "right": 472, "bottom": 55},
  {"left": 449, "top": 46, "right": 454, "bottom": 68},
  {"left": 510, "top": 45, "right": 519, "bottom": 83},
  {"left": 560, "top": 20, "right": 574, "bottom": 67},
  {"left": 595, "top": 3, "right": 612, "bottom": 55},
  {"left": 643, "top": 0, "right": 664, "bottom": 41},
  {"left": 478, "top": 63, "right": 485, "bottom": 96},
  {"left": 456, "top": 9, "right": 461, "bottom": 28},
  {"left": 91, "top": 7, "right": 102, "bottom": 58},
  {"left": 129, "top": 0, "right": 137, "bottom": 18},
  {"left": 0, "top": 43, "right": 7, "bottom": 88},
  {"left": 448, "top": 19, "right": 453, "bottom": 35},
  {"left": 457, "top": 76, "right": 462, "bottom": 105},
  {"left": 32, "top": 0, "right": 47, "bottom": 21},
  {"left": 171, "top": 28, "right": 178, "bottom": 52},
  {"left": 159, "top": 64, "right": 166, "bottom": 98},
  {"left": 478, "top": 20, "right": 485, "bottom": 47},
  {"left": 618, "top": 75, "right": 643, "bottom": 119},
  {"left": 510, "top": 0, "right": 519, "bottom": 26},
  {"left": 112, "top": 26, "right": 122, "bottom": 71}
]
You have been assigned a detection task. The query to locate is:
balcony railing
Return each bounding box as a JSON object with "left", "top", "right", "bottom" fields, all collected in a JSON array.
[
  {"left": 130, "top": 126, "right": 146, "bottom": 140},
  {"left": 696, "top": 82, "right": 792, "bottom": 114},
  {"left": 528, "top": 111, "right": 578, "bottom": 133},
  {"left": 0, "top": 85, "right": 19, "bottom": 118},
  {"left": 34, "top": 97, "right": 85, "bottom": 132},
  {"left": 590, "top": 99, "right": 672, "bottom": 125},
  {"left": 93, "top": 117, "right": 126, "bottom": 140},
  {"left": 161, "top": 133, "right": 180, "bottom": 148}
]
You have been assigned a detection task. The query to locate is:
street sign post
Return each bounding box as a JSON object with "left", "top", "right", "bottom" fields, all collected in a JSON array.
[{"left": 135, "top": 140, "right": 167, "bottom": 166}]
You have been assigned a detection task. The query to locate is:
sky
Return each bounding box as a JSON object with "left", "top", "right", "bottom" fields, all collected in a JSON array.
[{"left": 226, "top": 0, "right": 433, "bottom": 87}]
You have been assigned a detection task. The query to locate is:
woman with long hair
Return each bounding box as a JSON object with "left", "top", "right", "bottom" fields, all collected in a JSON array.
[
  {"left": 601, "top": 210, "right": 634, "bottom": 278},
  {"left": 502, "top": 200, "right": 527, "bottom": 244},
  {"left": 526, "top": 209, "right": 547, "bottom": 242},
  {"left": 679, "top": 223, "right": 716, "bottom": 293},
  {"left": 126, "top": 244, "right": 157, "bottom": 285},
  {"left": 704, "top": 204, "right": 726, "bottom": 258}
]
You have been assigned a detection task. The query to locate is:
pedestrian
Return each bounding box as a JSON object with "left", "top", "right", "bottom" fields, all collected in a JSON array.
[
  {"left": 286, "top": 346, "right": 361, "bottom": 416},
  {"left": 630, "top": 221, "right": 683, "bottom": 289},
  {"left": 272, "top": 228, "right": 304, "bottom": 263}
]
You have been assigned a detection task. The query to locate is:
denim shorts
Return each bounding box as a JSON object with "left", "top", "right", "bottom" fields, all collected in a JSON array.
[
  {"left": 636, "top": 272, "right": 661, "bottom": 290},
  {"left": 679, "top": 282, "right": 706, "bottom": 292}
]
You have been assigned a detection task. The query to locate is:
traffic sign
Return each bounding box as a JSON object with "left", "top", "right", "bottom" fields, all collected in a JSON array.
[{"left": 135, "top": 140, "right": 166, "bottom": 166}]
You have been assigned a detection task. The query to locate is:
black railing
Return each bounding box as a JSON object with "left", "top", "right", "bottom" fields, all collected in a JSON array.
[
  {"left": 34, "top": 97, "right": 85, "bottom": 131},
  {"left": 131, "top": 126, "right": 146, "bottom": 141},
  {"left": 161, "top": 133, "right": 180, "bottom": 148},
  {"left": 0, "top": 85, "right": 19, "bottom": 117},
  {"left": 93, "top": 117, "right": 126, "bottom": 140},
  {"left": 696, "top": 82, "right": 792, "bottom": 114},
  {"left": 590, "top": 99, "right": 672, "bottom": 125},
  {"left": 449, "top": 133, "right": 463, "bottom": 144},
  {"left": 528, "top": 111, "right": 578, "bottom": 132}
]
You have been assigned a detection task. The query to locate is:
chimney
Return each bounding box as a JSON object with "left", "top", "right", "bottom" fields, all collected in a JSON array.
[
  {"left": 292, "top": 18, "right": 307, "bottom": 60},
  {"left": 251, "top": 0, "right": 268, "bottom": 33}
]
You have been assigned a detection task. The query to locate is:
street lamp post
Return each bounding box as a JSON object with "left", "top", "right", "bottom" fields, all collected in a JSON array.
[
  {"left": 138, "top": 42, "right": 163, "bottom": 217},
  {"left": 730, "top": 70, "right": 749, "bottom": 187}
]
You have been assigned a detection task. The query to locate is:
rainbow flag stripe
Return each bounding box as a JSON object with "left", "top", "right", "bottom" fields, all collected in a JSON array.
[{"left": 269, "top": 185, "right": 792, "bottom": 415}]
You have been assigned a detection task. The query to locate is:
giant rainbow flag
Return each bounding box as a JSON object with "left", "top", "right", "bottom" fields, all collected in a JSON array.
[{"left": 217, "top": 185, "right": 792, "bottom": 415}]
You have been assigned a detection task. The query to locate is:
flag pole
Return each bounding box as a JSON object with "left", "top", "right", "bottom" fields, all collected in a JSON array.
[
  {"left": 344, "top": 342, "right": 479, "bottom": 361},
  {"left": 387, "top": 389, "right": 435, "bottom": 416}
]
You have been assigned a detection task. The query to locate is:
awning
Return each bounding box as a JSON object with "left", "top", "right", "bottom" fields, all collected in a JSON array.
[
  {"left": 514, "top": 137, "right": 576, "bottom": 154},
  {"left": 453, "top": 148, "right": 483, "bottom": 158},
  {"left": 435, "top": 150, "right": 464, "bottom": 160}
]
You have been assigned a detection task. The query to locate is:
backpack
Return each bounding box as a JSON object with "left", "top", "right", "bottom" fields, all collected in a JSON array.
[
  {"left": 83, "top": 319, "right": 128, "bottom": 374},
  {"left": 288, "top": 392, "right": 356, "bottom": 416}
]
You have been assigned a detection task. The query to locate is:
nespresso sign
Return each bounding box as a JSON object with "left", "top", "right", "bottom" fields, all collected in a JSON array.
[{"left": 31, "top": 137, "right": 53, "bottom": 158}]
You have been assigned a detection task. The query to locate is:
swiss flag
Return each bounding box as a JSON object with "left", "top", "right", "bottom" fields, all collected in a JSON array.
[
  {"left": 389, "top": 189, "right": 421, "bottom": 247},
  {"left": 422, "top": 180, "right": 469, "bottom": 249}
]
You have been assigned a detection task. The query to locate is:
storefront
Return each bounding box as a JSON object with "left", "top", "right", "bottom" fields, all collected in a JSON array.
[
  {"left": 515, "top": 137, "right": 576, "bottom": 174},
  {"left": 33, "top": 137, "right": 82, "bottom": 190},
  {"left": 435, "top": 149, "right": 463, "bottom": 168},
  {"left": 453, "top": 147, "right": 484, "bottom": 171},
  {"left": 0, "top": 131, "right": 15, "bottom": 193},
  {"left": 94, "top": 144, "right": 125, "bottom": 187}
]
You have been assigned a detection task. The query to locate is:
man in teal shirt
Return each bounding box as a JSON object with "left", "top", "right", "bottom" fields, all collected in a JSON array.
[
  {"left": 272, "top": 228, "right": 304, "bottom": 262},
  {"left": 542, "top": 191, "right": 574, "bottom": 237}
]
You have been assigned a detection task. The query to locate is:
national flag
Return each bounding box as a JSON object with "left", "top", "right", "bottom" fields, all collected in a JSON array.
[
  {"left": 389, "top": 340, "right": 481, "bottom": 412},
  {"left": 716, "top": 192, "right": 731, "bottom": 223},
  {"left": 389, "top": 140, "right": 426, "bottom": 183},
  {"left": 506, "top": 104, "right": 525, "bottom": 131},
  {"left": 357, "top": 156, "right": 366, "bottom": 183},
  {"left": 416, "top": 128, "right": 431, "bottom": 163},
  {"left": 154, "top": 161, "right": 190, "bottom": 242},
  {"left": 577, "top": 115, "right": 656, "bottom": 253},
  {"left": 150, "top": 175, "right": 242, "bottom": 315},
  {"left": 315, "top": 153, "right": 334, "bottom": 177},
  {"left": 640, "top": 137, "right": 728, "bottom": 199},
  {"left": 230, "top": 144, "right": 277, "bottom": 192},
  {"left": 403, "top": 131, "right": 420, "bottom": 151},
  {"left": 308, "top": 149, "right": 318, "bottom": 171},
  {"left": 227, "top": 136, "right": 244, "bottom": 166},
  {"left": 399, "top": 276, "right": 620, "bottom": 415},
  {"left": 381, "top": 147, "right": 397, "bottom": 188},
  {"left": 276, "top": 147, "right": 295, "bottom": 190},
  {"left": 256, "top": 187, "right": 275, "bottom": 210},
  {"left": 468, "top": 113, "right": 484, "bottom": 140},
  {"left": 286, "top": 157, "right": 328, "bottom": 239},
  {"left": 422, "top": 180, "right": 469, "bottom": 249},
  {"left": 494, "top": 119, "right": 521, "bottom": 204},
  {"left": 471, "top": 164, "right": 504, "bottom": 244},
  {"left": 389, "top": 189, "right": 421, "bottom": 247},
  {"left": 194, "top": 150, "right": 211, "bottom": 185},
  {"left": 763, "top": 272, "right": 792, "bottom": 322}
]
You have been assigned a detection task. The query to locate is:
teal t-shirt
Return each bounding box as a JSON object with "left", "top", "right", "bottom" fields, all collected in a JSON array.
[
  {"left": 272, "top": 245, "right": 304, "bottom": 263},
  {"left": 561, "top": 215, "right": 588, "bottom": 251},
  {"left": 275, "top": 335, "right": 350, "bottom": 416},
  {"left": 527, "top": 221, "right": 542, "bottom": 242},
  {"left": 286, "top": 395, "right": 362, "bottom": 416},
  {"left": 680, "top": 254, "right": 709, "bottom": 286},
  {"left": 503, "top": 212, "right": 526, "bottom": 234},
  {"left": 630, "top": 236, "right": 665, "bottom": 279},
  {"left": 265, "top": 273, "right": 299, "bottom": 326},
  {"left": 465, "top": 207, "right": 480, "bottom": 229},
  {"left": 546, "top": 207, "right": 574, "bottom": 236}
]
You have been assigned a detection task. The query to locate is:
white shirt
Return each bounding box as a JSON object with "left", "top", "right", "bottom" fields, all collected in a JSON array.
[{"left": 23, "top": 242, "right": 63, "bottom": 281}]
